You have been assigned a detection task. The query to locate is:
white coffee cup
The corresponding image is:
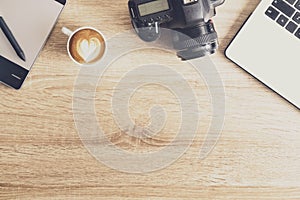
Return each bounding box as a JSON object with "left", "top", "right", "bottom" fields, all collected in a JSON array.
[{"left": 62, "top": 26, "right": 106, "bottom": 66}]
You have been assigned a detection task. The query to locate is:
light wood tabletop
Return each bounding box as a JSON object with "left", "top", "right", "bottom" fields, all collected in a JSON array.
[{"left": 1, "top": 0, "right": 300, "bottom": 199}]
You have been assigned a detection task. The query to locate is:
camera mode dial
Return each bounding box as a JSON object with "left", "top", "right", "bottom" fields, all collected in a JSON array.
[{"left": 132, "top": 20, "right": 161, "bottom": 42}]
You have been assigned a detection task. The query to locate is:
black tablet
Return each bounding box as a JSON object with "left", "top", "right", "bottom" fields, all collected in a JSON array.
[{"left": 0, "top": 0, "right": 66, "bottom": 89}]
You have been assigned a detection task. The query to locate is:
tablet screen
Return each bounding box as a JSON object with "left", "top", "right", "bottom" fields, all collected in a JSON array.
[{"left": 0, "top": 0, "right": 64, "bottom": 71}]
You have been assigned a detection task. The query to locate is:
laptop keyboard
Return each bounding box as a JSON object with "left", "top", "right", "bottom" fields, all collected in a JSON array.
[{"left": 265, "top": 0, "right": 300, "bottom": 39}]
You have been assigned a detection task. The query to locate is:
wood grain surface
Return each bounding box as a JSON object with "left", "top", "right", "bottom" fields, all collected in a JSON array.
[{"left": 1, "top": 0, "right": 300, "bottom": 199}]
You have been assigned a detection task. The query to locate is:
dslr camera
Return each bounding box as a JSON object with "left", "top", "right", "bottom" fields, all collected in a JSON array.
[{"left": 128, "top": 0, "right": 224, "bottom": 60}]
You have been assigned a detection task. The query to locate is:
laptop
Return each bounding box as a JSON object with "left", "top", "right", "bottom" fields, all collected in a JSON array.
[
  {"left": 225, "top": 0, "right": 300, "bottom": 109},
  {"left": 0, "top": 0, "right": 66, "bottom": 89}
]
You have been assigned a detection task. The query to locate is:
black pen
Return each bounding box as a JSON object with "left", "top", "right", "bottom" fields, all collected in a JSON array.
[{"left": 0, "top": 16, "right": 26, "bottom": 61}]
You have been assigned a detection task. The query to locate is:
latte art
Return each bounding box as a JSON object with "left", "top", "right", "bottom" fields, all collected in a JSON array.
[
  {"left": 69, "top": 29, "right": 105, "bottom": 64},
  {"left": 77, "top": 38, "right": 101, "bottom": 62}
]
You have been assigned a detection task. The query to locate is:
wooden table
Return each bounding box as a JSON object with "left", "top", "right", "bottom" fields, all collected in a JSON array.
[{"left": 1, "top": 0, "right": 299, "bottom": 199}]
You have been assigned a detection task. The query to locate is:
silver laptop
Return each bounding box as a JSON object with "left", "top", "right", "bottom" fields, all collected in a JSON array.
[{"left": 226, "top": 0, "right": 300, "bottom": 109}]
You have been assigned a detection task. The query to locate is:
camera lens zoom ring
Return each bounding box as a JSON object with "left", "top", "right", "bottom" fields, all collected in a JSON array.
[{"left": 175, "top": 32, "right": 218, "bottom": 50}]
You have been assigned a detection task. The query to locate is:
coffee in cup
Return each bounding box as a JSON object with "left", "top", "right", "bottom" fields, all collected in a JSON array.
[{"left": 62, "top": 27, "right": 106, "bottom": 65}]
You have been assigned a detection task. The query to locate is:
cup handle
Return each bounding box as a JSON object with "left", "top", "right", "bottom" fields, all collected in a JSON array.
[{"left": 62, "top": 27, "right": 73, "bottom": 37}]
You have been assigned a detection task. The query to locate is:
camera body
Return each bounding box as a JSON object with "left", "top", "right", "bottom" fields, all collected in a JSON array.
[{"left": 128, "top": 0, "right": 224, "bottom": 60}]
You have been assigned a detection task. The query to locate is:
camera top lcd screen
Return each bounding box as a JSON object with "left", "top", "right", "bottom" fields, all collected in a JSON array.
[{"left": 138, "top": 0, "right": 169, "bottom": 16}]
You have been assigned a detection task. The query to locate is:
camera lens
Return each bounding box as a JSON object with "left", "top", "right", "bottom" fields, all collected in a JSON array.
[{"left": 172, "top": 20, "right": 219, "bottom": 60}]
